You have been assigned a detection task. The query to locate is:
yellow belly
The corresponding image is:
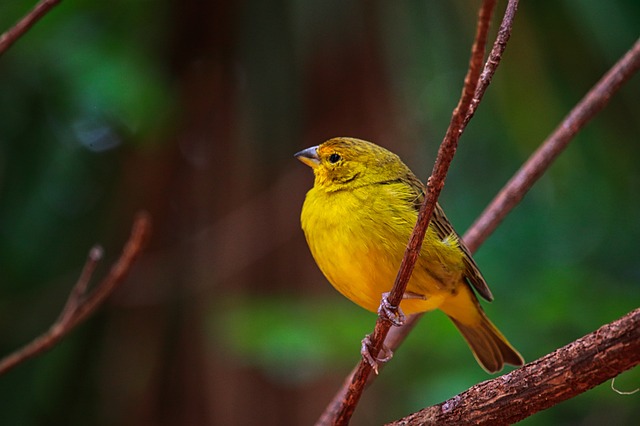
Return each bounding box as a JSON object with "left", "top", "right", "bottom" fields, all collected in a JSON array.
[{"left": 301, "top": 185, "right": 464, "bottom": 315}]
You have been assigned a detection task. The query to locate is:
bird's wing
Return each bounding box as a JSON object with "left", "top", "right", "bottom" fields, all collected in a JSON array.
[
  {"left": 432, "top": 204, "right": 494, "bottom": 301},
  {"left": 403, "top": 173, "right": 494, "bottom": 302}
]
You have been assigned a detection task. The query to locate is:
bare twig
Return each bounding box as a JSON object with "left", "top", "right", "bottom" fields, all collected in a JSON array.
[
  {"left": 0, "top": 212, "right": 152, "bottom": 376},
  {"left": 58, "top": 245, "right": 103, "bottom": 325},
  {"left": 464, "top": 36, "right": 640, "bottom": 253},
  {"left": 465, "top": 0, "right": 519, "bottom": 125},
  {"left": 0, "top": 0, "right": 61, "bottom": 57},
  {"left": 387, "top": 308, "right": 640, "bottom": 426},
  {"left": 320, "top": 1, "right": 501, "bottom": 424}
]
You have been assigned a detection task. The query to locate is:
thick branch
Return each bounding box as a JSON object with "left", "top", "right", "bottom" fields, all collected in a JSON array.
[
  {"left": 0, "top": 212, "right": 152, "bottom": 375},
  {"left": 388, "top": 308, "right": 640, "bottom": 426},
  {"left": 0, "top": 0, "right": 61, "bottom": 56}
]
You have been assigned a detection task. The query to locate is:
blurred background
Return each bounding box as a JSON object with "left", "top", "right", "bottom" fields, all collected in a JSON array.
[{"left": 0, "top": 0, "right": 638, "bottom": 424}]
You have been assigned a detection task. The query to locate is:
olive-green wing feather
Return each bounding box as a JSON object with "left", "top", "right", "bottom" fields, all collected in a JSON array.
[
  {"left": 402, "top": 173, "right": 494, "bottom": 302},
  {"left": 432, "top": 203, "right": 494, "bottom": 301}
]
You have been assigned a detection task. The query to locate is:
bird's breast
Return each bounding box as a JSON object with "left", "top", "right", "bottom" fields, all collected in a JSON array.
[{"left": 301, "top": 186, "right": 432, "bottom": 312}]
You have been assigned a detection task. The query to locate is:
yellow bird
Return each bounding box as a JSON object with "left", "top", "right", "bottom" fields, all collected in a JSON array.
[{"left": 295, "top": 137, "right": 523, "bottom": 373}]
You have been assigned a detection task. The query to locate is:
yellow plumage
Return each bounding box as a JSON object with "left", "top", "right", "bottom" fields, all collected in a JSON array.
[{"left": 296, "top": 137, "right": 523, "bottom": 373}]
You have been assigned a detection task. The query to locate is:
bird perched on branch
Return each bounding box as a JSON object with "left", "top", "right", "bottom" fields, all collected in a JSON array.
[{"left": 295, "top": 137, "right": 523, "bottom": 373}]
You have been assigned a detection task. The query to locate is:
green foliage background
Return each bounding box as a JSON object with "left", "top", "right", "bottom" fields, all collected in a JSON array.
[{"left": 0, "top": 1, "right": 638, "bottom": 425}]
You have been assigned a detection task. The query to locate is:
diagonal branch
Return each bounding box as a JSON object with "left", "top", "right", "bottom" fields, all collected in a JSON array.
[
  {"left": 319, "top": 1, "right": 503, "bottom": 424},
  {"left": 464, "top": 37, "right": 640, "bottom": 252},
  {"left": 0, "top": 0, "right": 62, "bottom": 57},
  {"left": 57, "top": 245, "right": 103, "bottom": 326},
  {"left": 0, "top": 212, "right": 152, "bottom": 376},
  {"left": 465, "top": 0, "right": 519, "bottom": 126},
  {"left": 387, "top": 308, "right": 640, "bottom": 426}
]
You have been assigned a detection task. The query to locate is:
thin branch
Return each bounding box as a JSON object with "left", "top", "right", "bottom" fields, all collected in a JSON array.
[
  {"left": 58, "top": 245, "right": 103, "bottom": 325},
  {"left": 320, "top": 1, "right": 501, "bottom": 424},
  {"left": 465, "top": 0, "right": 519, "bottom": 126},
  {"left": 387, "top": 308, "right": 640, "bottom": 426},
  {"left": 0, "top": 212, "right": 152, "bottom": 376},
  {"left": 0, "top": 0, "right": 61, "bottom": 57},
  {"left": 464, "top": 36, "right": 640, "bottom": 253}
]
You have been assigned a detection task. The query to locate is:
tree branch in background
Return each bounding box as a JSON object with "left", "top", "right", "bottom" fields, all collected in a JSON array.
[
  {"left": 0, "top": 212, "right": 152, "bottom": 376},
  {"left": 387, "top": 308, "right": 640, "bottom": 426},
  {"left": 0, "top": 0, "right": 61, "bottom": 56},
  {"left": 320, "top": 1, "right": 502, "bottom": 424},
  {"left": 464, "top": 36, "right": 640, "bottom": 252}
]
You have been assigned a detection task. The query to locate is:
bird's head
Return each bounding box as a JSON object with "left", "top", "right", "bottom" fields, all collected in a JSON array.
[{"left": 295, "top": 137, "right": 408, "bottom": 191}]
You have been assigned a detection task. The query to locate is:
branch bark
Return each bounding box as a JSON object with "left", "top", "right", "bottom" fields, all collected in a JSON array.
[
  {"left": 387, "top": 308, "right": 640, "bottom": 426},
  {"left": 0, "top": 212, "right": 152, "bottom": 375},
  {"left": 0, "top": 0, "right": 61, "bottom": 57}
]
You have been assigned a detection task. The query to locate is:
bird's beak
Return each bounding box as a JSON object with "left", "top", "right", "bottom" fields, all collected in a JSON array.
[{"left": 294, "top": 146, "right": 321, "bottom": 168}]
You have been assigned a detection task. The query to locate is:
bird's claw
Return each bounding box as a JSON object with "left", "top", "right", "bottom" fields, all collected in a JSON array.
[
  {"left": 361, "top": 334, "right": 393, "bottom": 375},
  {"left": 377, "top": 292, "right": 406, "bottom": 326}
]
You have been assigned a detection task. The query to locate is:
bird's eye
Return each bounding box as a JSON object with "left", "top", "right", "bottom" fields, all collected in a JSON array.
[{"left": 328, "top": 153, "right": 341, "bottom": 164}]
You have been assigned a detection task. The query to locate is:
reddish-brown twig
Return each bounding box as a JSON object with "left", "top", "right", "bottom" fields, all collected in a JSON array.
[
  {"left": 0, "top": 0, "right": 61, "bottom": 56},
  {"left": 0, "top": 212, "right": 152, "bottom": 376},
  {"left": 320, "top": 1, "right": 501, "bottom": 424},
  {"left": 465, "top": 0, "right": 519, "bottom": 126},
  {"left": 387, "top": 308, "right": 640, "bottom": 425},
  {"left": 57, "top": 245, "right": 104, "bottom": 325}
]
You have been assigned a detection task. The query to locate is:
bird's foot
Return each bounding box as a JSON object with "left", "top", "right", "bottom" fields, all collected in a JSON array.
[
  {"left": 378, "top": 291, "right": 426, "bottom": 326},
  {"left": 361, "top": 334, "right": 393, "bottom": 375},
  {"left": 377, "top": 292, "right": 406, "bottom": 326},
  {"left": 378, "top": 292, "right": 406, "bottom": 326}
]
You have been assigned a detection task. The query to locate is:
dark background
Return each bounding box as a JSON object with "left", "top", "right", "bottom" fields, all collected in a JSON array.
[{"left": 0, "top": 1, "right": 638, "bottom": 424}]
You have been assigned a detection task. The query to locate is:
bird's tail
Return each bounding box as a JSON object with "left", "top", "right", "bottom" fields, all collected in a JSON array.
[{"left": 440, "top": 284, "right": 524, "bottom": 373}]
